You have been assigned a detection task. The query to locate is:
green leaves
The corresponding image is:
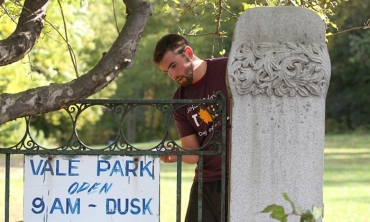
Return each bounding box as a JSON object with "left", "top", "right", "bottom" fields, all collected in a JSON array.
[
  {"left": 261, "top": 193, "right": 323, "bottom": 222},
  {"left": 312, "top": 206, "right": 324, "bottom": 220},
  {"left": 262, "top": 204, "right": 287, "bottom": 222},
  {"left": 283, "top": 192, "right": 297, "bottom": 213}
]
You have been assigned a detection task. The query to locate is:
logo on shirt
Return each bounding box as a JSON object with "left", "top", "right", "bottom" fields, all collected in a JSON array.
[
  {"left": 187, "top": 92, "right": 227, "bottom": 138},
  {"left": 198, "top": 107, "right": 214, "bottom": 124}
]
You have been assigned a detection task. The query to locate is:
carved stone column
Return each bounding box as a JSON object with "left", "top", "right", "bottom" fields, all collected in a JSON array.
[{"left": 227, "top": 7, "right": 330, "bottom": 221}]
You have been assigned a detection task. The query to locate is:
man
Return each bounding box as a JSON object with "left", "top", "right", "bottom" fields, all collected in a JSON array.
[{"left": 152, "top": 34, "right": 230, "bottom": 222}]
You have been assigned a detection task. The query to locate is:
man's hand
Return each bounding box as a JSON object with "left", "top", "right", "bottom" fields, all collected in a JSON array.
[
  {"left": 159, "top": 134, "right": 200, "bottom": 164},
  {"left": 160, "top": 154, "right": 177, "bottom": 163}
]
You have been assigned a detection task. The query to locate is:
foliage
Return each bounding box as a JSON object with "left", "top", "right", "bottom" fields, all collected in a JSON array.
[
  {"left": 325, "top": 0, "right": 370, "bottom": 133},
  {"left": 262, "top": 193, "right": 323, "bottom": 222},
  {"left": 1, "top": 0, "right": 370, "bottom": 145},
  {"left": 158, "top": 0, "right": 342, "bottom": 41},
  {"left": 0, "top": 0, "right": 118, "bottom": 145}
]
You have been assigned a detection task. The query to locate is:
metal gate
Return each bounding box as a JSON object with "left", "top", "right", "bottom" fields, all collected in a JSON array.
[{"left": 0, "top": 92, "right": 228, "bottom": 222}]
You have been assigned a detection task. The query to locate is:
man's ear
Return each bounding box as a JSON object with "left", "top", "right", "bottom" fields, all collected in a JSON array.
[{"left": 184, "top": 46, "right": 194, "bottom": 58}]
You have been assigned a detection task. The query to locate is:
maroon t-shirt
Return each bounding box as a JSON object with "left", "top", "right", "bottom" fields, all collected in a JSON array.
[{"left": 172, "top": 57, "right": 230, "bottom": 182}]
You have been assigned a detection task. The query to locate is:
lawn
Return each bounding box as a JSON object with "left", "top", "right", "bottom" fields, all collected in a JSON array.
[
  {"left": 323, "top": 134, "right": 370, "bottom": 222},
  {"left": 1, "top": 134, "right": 369, "bottom": 221}
]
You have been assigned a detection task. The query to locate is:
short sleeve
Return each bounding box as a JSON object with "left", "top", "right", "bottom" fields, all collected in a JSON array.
[{"left": 173, "top": 108, "right": 197, "bottom": 138}]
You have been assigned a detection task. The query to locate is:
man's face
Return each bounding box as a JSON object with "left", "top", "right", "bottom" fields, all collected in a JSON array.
[{"left": 158, "top": 50, "right": 194, "bottom": 87}]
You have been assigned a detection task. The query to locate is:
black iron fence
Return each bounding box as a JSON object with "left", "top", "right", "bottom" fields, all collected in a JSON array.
[{"left": 0, "top": 92, "right": 228, "bottom": 222}]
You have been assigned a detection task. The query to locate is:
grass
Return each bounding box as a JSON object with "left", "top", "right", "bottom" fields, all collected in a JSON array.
[
  {"left": 323, "top": 134, "right": 370, "bottom": 222},
  {"left": 1, "top": 134, "right": 370, "bottom": 221},
  {"left": 160, "top": 163, "right": 194, "bottom": 222},
  {"left": 0, "top": 169, "right": 23, "bottom": 222}
]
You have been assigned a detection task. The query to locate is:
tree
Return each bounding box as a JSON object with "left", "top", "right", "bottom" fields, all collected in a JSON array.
[
  {"left": 0, "top": 0, "right": 367, "bottom": 128},
  {"left": 325, "top": 0, "right": 370, "bottom": 132},
  {"left": 0, "top": 0, "right": 151, "bottom": 124}
]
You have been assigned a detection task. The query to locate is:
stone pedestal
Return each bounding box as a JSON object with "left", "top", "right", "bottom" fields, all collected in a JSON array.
[{"left": 227, "top": 6, "right": 331, "bottom": 221}]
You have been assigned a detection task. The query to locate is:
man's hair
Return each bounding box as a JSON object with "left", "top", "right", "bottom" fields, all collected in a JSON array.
[{"left": 152, "top": 34, "right": 190, "bottom": 65}]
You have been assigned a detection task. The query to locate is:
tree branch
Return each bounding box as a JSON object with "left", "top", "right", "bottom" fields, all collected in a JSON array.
[
  {"left": 0, "top": 0, "right": 152, "bottom": 124},
  {"left": 0, "top": 0, "right": 49, "bottom": 66},
  {"left": 57, "top": 0, "right": 79, "bottom": 78},
  {"left": 327, "top": 19, "right": 370, "bottom": 37}
]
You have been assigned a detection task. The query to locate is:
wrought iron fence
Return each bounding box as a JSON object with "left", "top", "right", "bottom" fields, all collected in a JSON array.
[{"left": 0, "top": 92, "right": 228, "bottom": 222}]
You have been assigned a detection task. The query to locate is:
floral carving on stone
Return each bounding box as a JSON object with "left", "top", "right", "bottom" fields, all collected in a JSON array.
[{"left": 228, "top": 42, "right": 331, "bottom": 97}]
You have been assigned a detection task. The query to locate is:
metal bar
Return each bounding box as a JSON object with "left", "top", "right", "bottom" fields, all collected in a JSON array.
[
  {"left": 5, "top": 154, "right": 10, "bottom": 222},
  {"left": 176, "top": 155, "right": 182, "bottom": 222},
  {"left": 80, "top": 98, "right": 219, "bottom": 104},
  {"left": 0, "top": 149, "right": 221, "bottom": 155},
  {"left": 197, "top": 156, "right": 203, "bottom": 222}
]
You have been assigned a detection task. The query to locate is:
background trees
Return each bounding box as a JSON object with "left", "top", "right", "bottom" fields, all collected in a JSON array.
[
  {"left": 326, "top": 0, "right": 370, "bottom": 133},
  {"left": 0, "top": 0, "right": 369, "bottom": 147}
]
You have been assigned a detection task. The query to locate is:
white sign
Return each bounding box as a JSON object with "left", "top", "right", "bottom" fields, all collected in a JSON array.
[{"left": 23, "top": 155, "right": 160, "bottom": 222}]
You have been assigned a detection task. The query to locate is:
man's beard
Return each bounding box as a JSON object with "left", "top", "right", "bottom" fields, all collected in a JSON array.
[{"left": 177, "top": 60, "right": 194, "bottom": 87}]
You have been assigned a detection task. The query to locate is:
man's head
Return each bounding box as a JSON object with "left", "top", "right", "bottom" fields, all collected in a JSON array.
[
  {"left": 152, "top": 34, "right": 190, "bottom": 65},
  {"left": 153, "top": 34, "right": 195, "bottom": 87}
]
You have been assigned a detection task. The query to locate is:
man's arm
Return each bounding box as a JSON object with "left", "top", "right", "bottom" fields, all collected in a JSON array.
[{"left": 160, "top": 134, "right": 199, "bottom": 164}]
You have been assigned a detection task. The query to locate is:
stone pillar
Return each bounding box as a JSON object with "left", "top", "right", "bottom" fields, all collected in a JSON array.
[{"left": 227, "top": 7, "right": 330, "bottom": 221}]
